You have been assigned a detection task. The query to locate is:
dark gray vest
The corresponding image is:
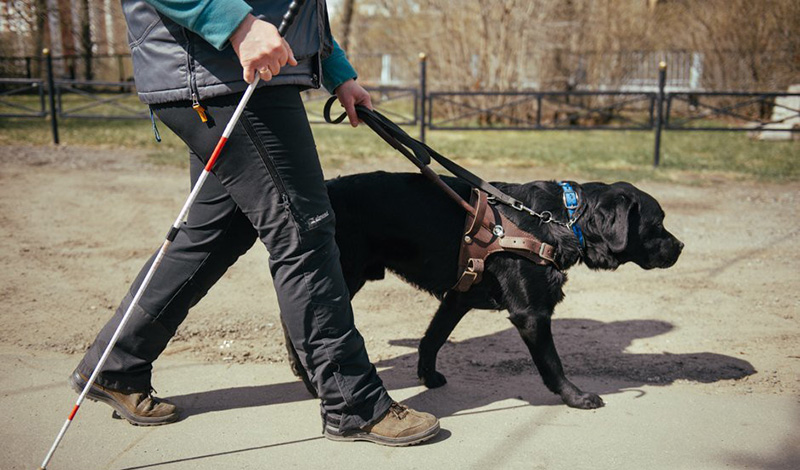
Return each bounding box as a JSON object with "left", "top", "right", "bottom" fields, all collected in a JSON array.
[{"left": 122, "top": 0, "right": 333, "bottom": 104}]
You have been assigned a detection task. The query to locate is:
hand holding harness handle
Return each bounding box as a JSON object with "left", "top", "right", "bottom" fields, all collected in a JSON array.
[{"left": 324, "top": 97, "right": 588, "bottom": 290}]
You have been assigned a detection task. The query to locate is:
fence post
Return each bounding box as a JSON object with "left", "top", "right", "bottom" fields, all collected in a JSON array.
[
  {"left": 419, "top": 52, "right": 427, "bottom": 143},
  {"left": 44, "top": 49, "right": 60, "bottom": 145},
  {"left": 653, "top": 61, "right": 667, "bottom": 167}
]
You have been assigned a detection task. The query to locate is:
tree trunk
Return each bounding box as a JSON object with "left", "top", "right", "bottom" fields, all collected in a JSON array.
[
  {"left": 78, "top": 0, "right": 92, "bottom": 80},
  {"left": 339, "top": 0, "right": 356, "bottom": 51},
  {"left": 33, "top": 0, "right": 48, "bottom": 76}
]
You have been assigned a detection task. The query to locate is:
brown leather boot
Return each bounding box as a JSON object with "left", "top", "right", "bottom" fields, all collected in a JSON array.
[
  {"left": 69, "top": 370, "right": 179, "bottom": 426},
  {"left": 324, "top": 402, "right": 439, "bottom": 446}
]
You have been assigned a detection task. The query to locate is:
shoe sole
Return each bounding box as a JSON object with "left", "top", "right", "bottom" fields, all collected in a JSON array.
[
  {"left": 324, "top": 421, "right": 440, "bottom": 447},
  {"left": 69, "top": 374, "right": 179, "bottom": 427}
]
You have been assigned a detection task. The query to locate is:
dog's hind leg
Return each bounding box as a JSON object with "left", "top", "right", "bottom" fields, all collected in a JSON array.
[
  {"left": 281, "top": 317, "right": 318, "bottom": 398},
  {"left": 417, "top": 291, "right": 471, "bottom": 388},
  {"left": 508, "top": 311, "right": 604, "bottom": 409}
]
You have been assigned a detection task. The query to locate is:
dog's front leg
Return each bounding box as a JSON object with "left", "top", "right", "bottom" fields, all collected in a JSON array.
[
  {"left": 418, "top": 291, "right": 471, "bottom": 388},
  {"left": 508, "top": 310, "right": 604, "bottom": 409}
]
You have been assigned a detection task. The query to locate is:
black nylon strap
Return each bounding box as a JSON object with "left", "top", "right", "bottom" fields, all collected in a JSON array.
[{"left": 324, "top": 97, "right": 524, "bottom": 209}]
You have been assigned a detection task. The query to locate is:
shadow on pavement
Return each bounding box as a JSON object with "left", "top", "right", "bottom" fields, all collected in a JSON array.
[{"left": 170, "top": 318, "right": 754, "bottom": 421}]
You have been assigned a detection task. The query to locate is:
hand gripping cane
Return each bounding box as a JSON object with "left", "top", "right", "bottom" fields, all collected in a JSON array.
[{"left": 39, "top": 2, "right": 306, "bottom": 468}]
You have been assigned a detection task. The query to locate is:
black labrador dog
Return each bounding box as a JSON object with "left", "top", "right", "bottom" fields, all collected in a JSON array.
[{"left": 284, "top": 171, "right": 683, "bottom": 409}]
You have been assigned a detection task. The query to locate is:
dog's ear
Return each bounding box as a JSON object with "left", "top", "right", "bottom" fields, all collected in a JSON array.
[{"left": 595, "top": 190, "right": 635, "bottom": 253}]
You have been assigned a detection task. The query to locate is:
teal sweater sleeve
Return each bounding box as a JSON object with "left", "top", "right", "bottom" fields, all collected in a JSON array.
[
  {"left": 145, "top": 0, "right": 253, "bottom": 51},
  {"left": 322, "top": 39, "right": 358, "bottom": 93},
  {"left": 144, "top": 0, "right": 357, "bottom": 91}
]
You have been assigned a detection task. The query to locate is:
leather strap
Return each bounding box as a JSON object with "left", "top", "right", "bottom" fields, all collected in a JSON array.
[
  {"left": 454, "top": 258, "right": 484, "bottom": 292},
  {"left": 465, "top": 189, "right": 489, "bottom": 237},
  {"left": 455, "top": 190, "right": 557, "bottom": 292},
  {"left": 324, "top": 98, "right": 524, "bottom": 209}
]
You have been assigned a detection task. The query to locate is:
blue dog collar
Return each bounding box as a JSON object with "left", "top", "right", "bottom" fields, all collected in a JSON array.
[{"left": 558, "top": 182, "right": 585, "bottom": 249}]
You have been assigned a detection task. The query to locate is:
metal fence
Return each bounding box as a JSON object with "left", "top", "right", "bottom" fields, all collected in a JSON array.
[
  {"left": 427, "top": 91, "right": 656, "bottom": 131},
  {"left": 666, "top": 92, "right": 800, "bottom": 132},
  {"left": 1, "top": 53, "right": 797, "bottom": 166},
  {"left": 55, "top": 80, "right": 146, "bottom": 119},
  {"left": 0, "top": 78, "right": 46, "bottom": 118}
]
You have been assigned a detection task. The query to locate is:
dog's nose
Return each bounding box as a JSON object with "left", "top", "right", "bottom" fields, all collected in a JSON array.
[{"left": 678, "top": 241, "right": 685, "bottom": 250}]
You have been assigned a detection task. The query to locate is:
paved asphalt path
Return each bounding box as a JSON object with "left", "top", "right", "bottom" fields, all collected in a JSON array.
[{"left": 2, "top": 347, "right": 797, "bottom": 470}]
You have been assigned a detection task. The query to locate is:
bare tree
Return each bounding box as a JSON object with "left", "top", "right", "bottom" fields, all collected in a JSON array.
[
  {"left": 77, "top": 0, "right": 92, "bottom": 79},
  {"left": 339, "top": 0, "right": 356, "bottom": 51},
  {"left": 344, "top": 0, "right": 797, "bottom": 92},
  {"left": 655, "top": 0, "right": 800, "bottom": 90}
]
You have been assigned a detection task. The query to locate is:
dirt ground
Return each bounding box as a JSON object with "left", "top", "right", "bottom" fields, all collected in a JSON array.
[{"left": 0, "top": 143, "right": 798, "bottom": 404}]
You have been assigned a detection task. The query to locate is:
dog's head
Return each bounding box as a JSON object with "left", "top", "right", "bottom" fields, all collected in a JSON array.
[{"left": 579, "top": 182, "right": 683, "bottom": 271}]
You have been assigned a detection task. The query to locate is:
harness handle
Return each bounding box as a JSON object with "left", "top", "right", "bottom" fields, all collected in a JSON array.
[{"left": 324, "top": 97, "right": 525, "bottom": 211}]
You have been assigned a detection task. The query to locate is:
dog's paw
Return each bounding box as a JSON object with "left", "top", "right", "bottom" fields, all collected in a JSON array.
[
  {"left": 419, "top": 370, "right": 448, "bottom": 389},
  {"left": 562, "top": 391, "right": 604, "bottom": 409}
]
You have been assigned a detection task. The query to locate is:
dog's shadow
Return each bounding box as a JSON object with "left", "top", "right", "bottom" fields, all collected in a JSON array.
[
  {"left": 373, "top": 318, "right": 755, "bottom": 417},
  {"left": 169, "top": 318, "right": 754, "bottom": 420}
]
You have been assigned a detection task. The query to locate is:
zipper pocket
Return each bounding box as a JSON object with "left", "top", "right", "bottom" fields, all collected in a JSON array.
[
  {"left": 182, "top": 27, "right": 207, "bottom": 123},
  {"left": 240, "top": 113, "right": 290, "bottom": 198}
]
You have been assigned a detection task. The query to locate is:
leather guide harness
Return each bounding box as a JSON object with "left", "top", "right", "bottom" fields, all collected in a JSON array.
[
  {"left": 324, "top": 98, "right": 569, "bottom": 292},
  {"left": 454, "top": 188, "right": 557, "bottom": 292}
]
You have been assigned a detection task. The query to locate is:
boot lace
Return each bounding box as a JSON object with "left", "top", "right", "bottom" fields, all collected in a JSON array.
[{"left": 389, "top": 403, "right": 409, "bottom": 420}]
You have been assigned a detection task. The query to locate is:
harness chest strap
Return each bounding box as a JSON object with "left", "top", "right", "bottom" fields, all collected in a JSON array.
[{"left": 454, "top": 189, "right": 557, "bottom": 292}]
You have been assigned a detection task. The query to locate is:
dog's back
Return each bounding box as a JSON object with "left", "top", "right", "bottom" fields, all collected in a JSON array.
[{"left": 327, "top": 172, "right": 468, "bottom": 297}]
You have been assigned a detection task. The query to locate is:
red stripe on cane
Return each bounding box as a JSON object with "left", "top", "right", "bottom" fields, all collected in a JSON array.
[
  {"left": 205, "top": 136, "right": 228, "bottom": 171},
  {"left": 68, "top": 405, "right": 80, "bottom": 421}
]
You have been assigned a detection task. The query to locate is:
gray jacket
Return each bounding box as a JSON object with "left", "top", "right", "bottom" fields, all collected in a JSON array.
[{"left": 122, "top": 0, "right": 333, "bottom": 104}]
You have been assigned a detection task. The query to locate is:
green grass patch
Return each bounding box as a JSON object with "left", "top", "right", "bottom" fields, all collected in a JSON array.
[{"left": 1, "top": 116, "right": 797, "bottom": 183}]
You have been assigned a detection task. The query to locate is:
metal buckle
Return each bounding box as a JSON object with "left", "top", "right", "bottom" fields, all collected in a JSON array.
[
  {"left": 539, "top": 243, "right": 548, "bottom": 257},
  {"left": 562, "top": 192, "right": 578, "bottom": 211},
  {"left": 560, "top": 182, "right": 579, "bottom": 211}
]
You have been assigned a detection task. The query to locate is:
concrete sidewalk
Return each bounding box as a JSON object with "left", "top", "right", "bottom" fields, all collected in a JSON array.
[{"left": 2, "top": 347, "right": 798, "bottom": 470}]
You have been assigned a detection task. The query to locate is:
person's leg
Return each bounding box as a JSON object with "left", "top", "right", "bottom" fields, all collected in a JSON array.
[
  {"left": 76, "top": 154, "right": 258, "bottom": 391},
  {"left": 149, "top": 87, "right": 394, "bottom": 431},
  {"left": 76, "top": 86, "right": 436, "bottom": 442}
]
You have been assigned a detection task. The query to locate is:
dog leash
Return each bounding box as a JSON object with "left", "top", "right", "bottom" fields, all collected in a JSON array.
[
  {"left": 323, "top": 97, "right": 584, "bottom": 235},
  {"left": 325, "top": 98, "right": 525, "bottom": 212}
]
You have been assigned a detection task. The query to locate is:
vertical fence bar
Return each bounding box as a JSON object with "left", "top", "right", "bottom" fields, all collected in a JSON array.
[
  {"left": 44, "top": 49, "right": 60, "bottom": 145},
  {"left": 419, "top": 52, "right": 427, "bottom": 143},
  {"left": 653, "top": 61, "right": 667, "bottom": 167}
]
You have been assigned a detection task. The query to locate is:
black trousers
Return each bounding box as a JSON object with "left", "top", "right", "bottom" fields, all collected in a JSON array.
[{"left": 77, "top": 86, "right": 392, "bottom": 431}]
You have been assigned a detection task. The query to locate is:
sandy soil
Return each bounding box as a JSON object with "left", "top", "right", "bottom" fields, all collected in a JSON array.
[{"left": 0, "top": 143, "right": 798, "bottom": 401}]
